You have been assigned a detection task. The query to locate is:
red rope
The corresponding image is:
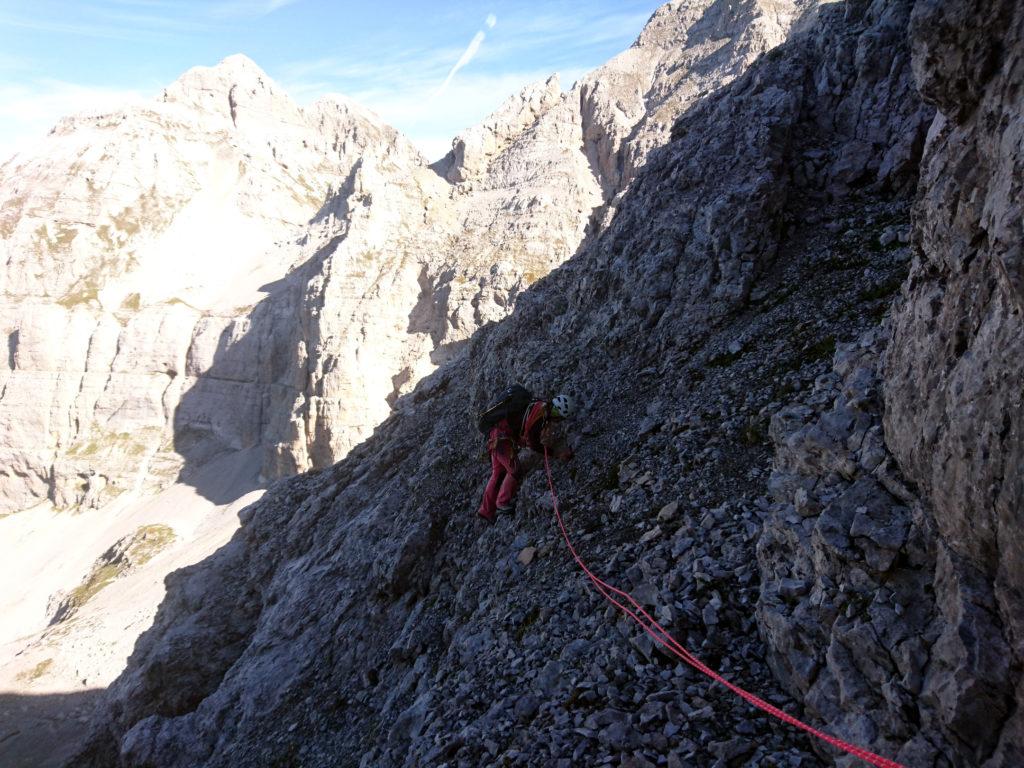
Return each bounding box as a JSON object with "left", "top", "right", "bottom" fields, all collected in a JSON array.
[{"left": 542, "top": 451, "right": 906, "bottom": 768}]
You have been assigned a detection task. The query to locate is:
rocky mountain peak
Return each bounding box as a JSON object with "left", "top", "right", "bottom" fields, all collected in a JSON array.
[
  {"left": 164, "top": 53, "right": 275, "bottom": 94},
  {"left": 436, "top": 74, "right": 563, "bottom": 183},
  {"left": 159, "top": 53, "right": 296, "bottom": 129},
  {"left": 0, "top": 0, "right": 831, "bottom": 625},
  {"left": 632, "top": 0, "right": 699, "bottom": 48},
  {"left": 54, "top": 1, "right": 1024, "bottom": 765}
]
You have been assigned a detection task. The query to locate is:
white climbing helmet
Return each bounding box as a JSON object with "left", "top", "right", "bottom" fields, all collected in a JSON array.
[{"left": 551, "top": 393, "right": 576, "bottom": 419}]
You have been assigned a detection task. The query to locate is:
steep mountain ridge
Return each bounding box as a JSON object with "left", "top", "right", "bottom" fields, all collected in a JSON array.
[
  {"left": 0, "top": 52, "right": 408, "bottom": 512},
  {"left": 65, "top": 1, "right": 1024, "bottom": 766},
  {"left": 294, "top": 0, "right": 826, "bottom": 475}
]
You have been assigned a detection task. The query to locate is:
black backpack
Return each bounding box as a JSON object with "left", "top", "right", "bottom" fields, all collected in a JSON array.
[{"left": 477, "top": 384, "right": 534, "bottom": 435}]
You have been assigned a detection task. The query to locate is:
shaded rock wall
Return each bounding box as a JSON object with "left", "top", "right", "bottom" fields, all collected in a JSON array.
[
  {"left": 0, "top": 1, "right": 819, "bottom": 515},
  {"left": 886, "top": 0, "right": 1024, "bottom": 762},
  {"left": 758, "top": 0, "right": 1023, "bottom": 765}
]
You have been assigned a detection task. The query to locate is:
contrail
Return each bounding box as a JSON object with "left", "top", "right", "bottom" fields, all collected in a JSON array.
[{"left": 434, "top": 13, "right": 497, "bottom": 99}]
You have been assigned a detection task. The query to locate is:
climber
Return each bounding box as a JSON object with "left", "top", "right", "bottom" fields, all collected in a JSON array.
[{"left": 477, "top": 390, "right": 576, "bottom": 524}]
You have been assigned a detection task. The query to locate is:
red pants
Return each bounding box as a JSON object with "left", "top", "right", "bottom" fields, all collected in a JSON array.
[{"left": 478, "top": 427, "right": 520, "bottom": 521}]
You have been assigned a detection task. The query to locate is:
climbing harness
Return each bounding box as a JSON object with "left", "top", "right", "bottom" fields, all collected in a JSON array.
[{"left": 543, "top": 450, "right": 906, "bottom": 768}]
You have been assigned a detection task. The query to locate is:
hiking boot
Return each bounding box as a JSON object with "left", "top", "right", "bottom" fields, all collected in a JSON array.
[
  {"left": 496, "top": 504, "right": 515, "bottom": 516},
  {"left": 478, "top": 510, "right": 496, "bottom": 525}
]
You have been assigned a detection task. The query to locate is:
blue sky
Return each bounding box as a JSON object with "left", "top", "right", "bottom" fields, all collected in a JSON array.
[{"left": 0, "top": 0, "right": 664, "bottom": 161}]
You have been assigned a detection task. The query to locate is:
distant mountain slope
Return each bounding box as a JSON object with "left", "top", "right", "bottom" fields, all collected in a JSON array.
[{"left": 0, "top": 53, "right": 407, "bottom": 513}]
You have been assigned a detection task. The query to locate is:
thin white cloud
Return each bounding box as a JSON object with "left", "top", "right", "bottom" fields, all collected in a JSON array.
[
  {"left": 1, "top": 0, "right": 302, "bottom": 41},
  {"left": 278, "top": 45, "right": 467, "bottom": 84},
  {"left": 93, "top": 9, "right": 210, "bottom": 33},
  {"left": 0, "top": 1, "right": 658, "bottom": 165},
  {"left": 434, "top": 30, "right": 487, "bottom": 99},
  {"left": 0, "top": 13, "right": 150, "bottom": 41},
  {"left": 476, "top": 10, "right": 654, "bottom": 64},
  {"left": 279, "top": 3, "right": 657, "bottom": 158},
  {"left": 432, "top": 13, "right": 502, "bottom": 100},
  {"left": 208, "top": 0, "right": 299, "bottom": 19},
  {"left": 105, "top": 0, "right": 182, "bottom": 7}
]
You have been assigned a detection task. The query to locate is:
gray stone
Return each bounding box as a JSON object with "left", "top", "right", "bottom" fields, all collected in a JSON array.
[
  {"left": 54, "top": 4, "right": 1024, "bottom": 768},
  {"left": 512, "top": 694, "right": 540, "bottom": 723},
  {"left": 657, "top": 501, "right": 679, "bottom": 523},
  {"left": 517, "top": 547, "right": 537, "bottom": 566}
]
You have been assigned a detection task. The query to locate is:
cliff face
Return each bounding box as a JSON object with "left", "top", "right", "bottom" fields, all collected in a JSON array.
[
  {"left": 5, "top": 1, "right": 1019, "bottom": 767},
  {"left": 71, "top": 1, "right": 1024, "bottom": 766},
  {"left": 887, "top": 0, "right": 1023, "bottom": 760},
  {"left": 273, "top": 0, "right": 823, "bottom": 479},
  {"left": 757, "top": 1, "right": 1024, "bottom": 765},
  {"left": 0, "top": 54, "right": 408, "bottom": 513}
]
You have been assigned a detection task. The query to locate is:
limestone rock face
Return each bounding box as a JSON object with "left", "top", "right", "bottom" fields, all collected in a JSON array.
[
  {"left": 440, "top": 0, "right": 822, "bottom": 199},
  {"left": 885, "top": 0, "right": 1024, "bottom": 761},
  {"left": 0, "top": 2, "right": 819, "bottom": 515},
  {"left": 0, "top": 54, "right": 405, "bottom": 513},
  {"left": 889, "top": 0, "right": 1024, "bottom": 625},
  {"left": 13, "top": 1, "right": 1021, "bottom": 767},
  {"left": 756, "top": 1, "right": 1024, "bottom": 765},
  {"left": 1, "top": 7, "right": 828, "bottom": 762},
  {"left": 439, "top": 76, "right": 563, "bottom": 184},
  {"left": 578, "top": 0, "right": 812, "bottom": 198}
]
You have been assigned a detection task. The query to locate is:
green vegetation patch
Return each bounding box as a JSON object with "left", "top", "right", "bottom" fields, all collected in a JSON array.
[
  {"left": 0, "top": 194, "right": 28, "bottom": 238},
  {"left": 108, "top": 185, "right": 179, "bottom": 240},
  {"left": 57, "top": 284, "right": 101, "bottom": 309},
  {"left": 858, "top": 277, "right": 905, "bottom": 303},
  {"left": 291, "top": 172, "right": 324, "bottom": 209},
  {"left": 803, "top": 335, "right": 837, "bottom": 362},
  {"left": 67, "top": 186, "right": 182, "bottom": 309},
  {"left": 62, "top": 563, "right": 124, "bottom": 617},
  {"left": 33, "top": 221, "right": 79, "bottom": 257},
  {"left": 54, "top": 523, "right": 177, "bottom": 622},
  {"left": 741, "top": 416, "right": 769, "bottom": 446},
  {"left": 515, "top": 605, "right": 541, "bottom": 643},
  {"left": 708, "top": 345, "right": 745, "bottom": 368},
  {"left": 68, "top": 426, "right": 161, "bottom": 459},
  {"left": 17, "top": 658, "right": 54, "bottom": 683},
  {"left": 129, "top": 523, "right": 177, "bottom": 567},
  {"left": 57, "top": 251, "right": 130, "bottom": 309},
  {"left": 523, "top": 270, "right": 544, "bottom": 286}
]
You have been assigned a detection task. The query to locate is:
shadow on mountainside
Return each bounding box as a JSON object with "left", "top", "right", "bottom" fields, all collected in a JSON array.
[
  {"left": 172, "top": 94, "right": 623, "bottom": 501},
  {"left": 64, "top": 4, "right": 950, "bottom": 766},
  {"left": 0, "top": 690, "right": 103, "bottom": 768},
  {"left": 170, "top": 157, "right": 364, "bottom": 503},
  {"left": 169, "top": 230, "right": 344, "bottom": 503}
]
